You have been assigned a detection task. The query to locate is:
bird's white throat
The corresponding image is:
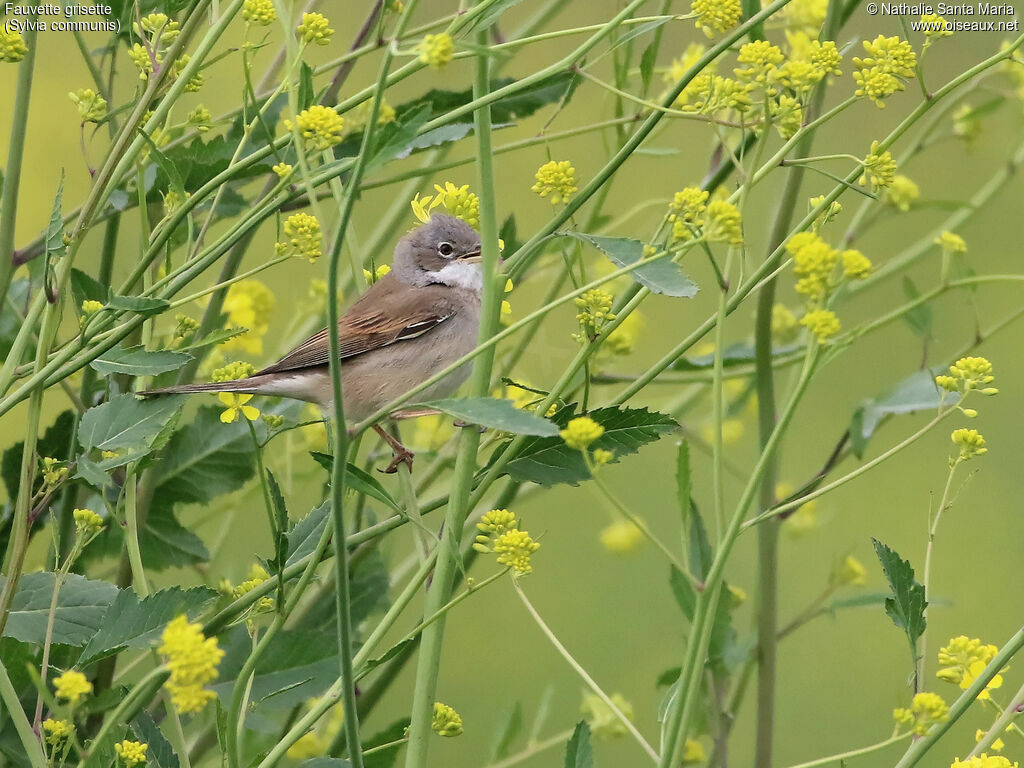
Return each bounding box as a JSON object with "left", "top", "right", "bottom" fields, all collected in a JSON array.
[{"left": 429, "top": 261, "right": 482, "bottom": 294}]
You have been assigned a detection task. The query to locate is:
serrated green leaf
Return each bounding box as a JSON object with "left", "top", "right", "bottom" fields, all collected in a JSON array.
[
  {"left": 90, "top": 346, "right": 194, "bottom": 376},
  {"left": 106, "top": 295, "right": 170, "bottom": 316},
  {"left": 308, "top": 454, "right": 404, "bottom": 514},
  {"left": 140, "top": 504, "right": 210, "bottom": 569},
  {"left": 78, "top": 586, "right": 218, "bottom": 666},
  {"left": 285, "top": 501, "right": 329, "bottom": 568},
  {"left": 0, "top": 572, "right": 118, "bottom": 646},
  {"left": 130, "top": 711, "right": 179, "bottom": 768},
  {"left": 77, "top": 394, "right": 183, "bottom": 467},
  {"left": 71, "top": 269, "right": 110, "bottom": 310},
  {"left": 564, "top": 721, "right": 593, "bottom": 768},
  {"left": 562, "top": 232, "right": 699, "bottom": 297},
  {"left": 872, "top": 538, "right": 927, "bottom": 654},
  {"left": 850, "top": 371, "right": 954, "bottom": 458},
  {"left": 493, "top": 406, "right": 678, "bottom": 486},
  {"left": 425, "top": 397, "right": 558, "bottom": 436}
]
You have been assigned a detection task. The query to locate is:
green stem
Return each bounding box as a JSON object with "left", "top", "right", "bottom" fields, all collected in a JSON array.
[
  {"left": 0, "top": 658, "right": 46, "bottom": 768},
  {"left": 123, "top": 465, "right": 150, "bottom": 597},
  {"left": 782, "top": 732, "right": 909, "bottom": 768},
  {"left": 479, "top": 728, "right": 575, "bottom": 768},
  {"left": 970, "top": 679, "right": 1024, "bottom": 757}
]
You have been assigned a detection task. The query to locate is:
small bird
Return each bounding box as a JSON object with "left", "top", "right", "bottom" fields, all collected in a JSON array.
[{"left": 143, "top": 214, "right": 483, "bottom": 472}]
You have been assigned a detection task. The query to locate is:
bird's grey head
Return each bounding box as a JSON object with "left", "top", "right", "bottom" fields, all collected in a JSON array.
[{"left": 392, "top": 214, "right": 483, "bottom": 291}]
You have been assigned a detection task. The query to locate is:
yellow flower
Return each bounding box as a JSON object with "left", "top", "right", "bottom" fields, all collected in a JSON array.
[
  {"left": 733, "top": 41, "right": 784, "bottom": 86},
  {"left": 800, "top": 308, "right": 840, "bottom": 342},
  {"left": 683, "top": 739, "right": 707, "bottom": 764},
  {"left": 242, "top": 0, "right": 276, "bottom": 25},
  {"left": 262, "top": 413, "right": 284, "bottom": 429},
  {"left": 114, "top": 740, "right": 149, "bottom": 767},
  {"left": 885, "top": 175, "right": 919, "bottom": 212},
  {"left": 935, "top": 231, "right": 967, "bottom": 253},
  {"left": 531, "top": 160, "right": 578, "bottom": 205},
  {"left": 0, "top": 29, "right": 28, "bottom": 62},
  {"left": 703, "top": 199, "right": 743, "bottom": 245},
  {"left": 42, "top": 719, "right": 74, "bottom": 746},
  {"left": 860, "top": 142, "right": 897, "bottom": 190},
  {"left": 211, "top": 361, "right": 256, "bottom": 382},
  {"left": 581, "top": 692, "right": 634, "bottom": 739},
  {"left": 951, "top": 757, "right": 1018, "bottom": 768},
  {"left": 692, "top": 0, "right": 741, "bottom": 37},
  {"left": 477, "top": 508, "right": 519, "bottom": 537},
  {"left": 976, "top": 729, "right": 1006, "bottom": 753},
  {"left": 493, "top": 529, "right": 541, "bottom": 574},
  {"left": 788, "top": 231, "right": 838, "bottom": 301},
  {"left": 418, "top": 33, "right": 454, "bottom": 68},
  {"left": 951, "top": 428, "right": 987, "bottom": 460},
  {"left": 668, "top": 187, "right": 710, "bottom": 241},
  {"left": 841, "top": 249, "right": 872, "bottom": 279},
  {"left": 834, "top": 555, "right": 866, "bottom": 586},
  {"left": 893, "top": 691, "right": 949, "bottom": 735},
  {"left": 921, "top": 13, "right": 953, "bottom": 44},
  {"left": 363, "top": 264, "right": 392, "bottom": 283},
  {"left": 781, "top": 0, "right": 828, "bottom": 33},
  {"left": 54, "top": 670, "right": 92, "bottom": 704},
  {"left": 432, "top": 702, "right": 463, "bottom": 736},
  {"left": 219, "top": 280, "right": 275, "bottom": 356},
  {"left": 286, "top": 105, "right": 345, "bottom": 150},
  {"left": 137, "top": 12, "right": 179, "bottom": 42},
  {"left": 275, "top": 212, "right": 322, "bottom": 263},
  {"left": 129, "top": 43, "right": 155, "bottom": 79},
  {"left": 158, "top": 615, "right": 225, "bottom": 714},
  {"left": 187, "top": 105, "right": 211, "bottom": 132},
  {"left": 73, "top": 508, "right": 104, "bottom": 536},
  {"left": 81, "top": 299, "right": 104, "bottom": 316},
  {"left": 272, "top": 162, "right": 292, "bottom": 178},
  {"left": 69, "top": 88, "right": 107, "bottom": 123},
  {"left": 853, "top": 36, "right": 917, "bottom": 108},
  {"left": 411, "top": 182, "right": 480, "bottom": 226},
  {"left": 771, "top": 95, "right": 803, "bottom": 140},
  {"left": 600, "top": 520, "right": 644, "bottom": 553},
  {"left": 41, "top": 457, "right": 68, "bottom": 490},
  {"left": 809, "top": 195, "right": 843, "bottom": 230},
  {"left": 603, "top": 311, "right": 643, "bottom": 356},
  {"left": 218, "top": 393, "right": 260, "bottom": 423},
  {"left": 937, "top": 635, "right": 999, "bottom": 686},
  {"left": 573, "top": 288, "right": 616, "bottom": 344},
  {"left": 297, "top": 12, "right": 333, "bottom": 45},
  {"left": 771, "top": 304, "right": 799, "bottom": 343},
  {"left": 561, "top": 416, "right": 604, "bottom": 450},
  {"left": 935, "top": 356, "right": 997, "bottom": 395},
  {"left": 232, "top": 564, "right": 274, "bottom": 612}
]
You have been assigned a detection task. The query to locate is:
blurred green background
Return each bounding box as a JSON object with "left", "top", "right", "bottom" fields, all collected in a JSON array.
[{"left": 1, "top": 1, "right": 1023, "bottom": 765}]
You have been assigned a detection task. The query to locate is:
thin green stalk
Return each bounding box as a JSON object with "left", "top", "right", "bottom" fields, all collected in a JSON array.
[
  {"left": 893, "top": 629, "right": 1024, "bottom": 768},
  {"left": 970, "top": 679, "right": 1024, "bottom": 757},
  {"left": 403, "top": 21, "right": 504, "bottom": 766},
  {"left": 479, "top": 728, "right": 575, "bottom": 768},
  {"left": 0, "top": 658, "right": 46, "bottom": 768},
  {"left": 123, "top": 466, "right": 150, "bottom": 597},
  {"left": 0, "top": 19, "right": 39, "bottom": 306},
  {"left": 782, "top": 732, "right": 909, "bottom": 768},
  {"left": 80, "top": 665, "right": 169, "bottom": 765}
]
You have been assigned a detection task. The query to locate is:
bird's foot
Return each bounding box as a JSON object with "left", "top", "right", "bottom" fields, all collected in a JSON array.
[{"left": 381, "top": 446, "right": 415, "bottom": 474}]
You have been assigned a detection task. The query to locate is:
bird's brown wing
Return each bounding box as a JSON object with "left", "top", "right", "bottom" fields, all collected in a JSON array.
[{"left": 256, "top": 275, "right": 456, "bottom": 375}]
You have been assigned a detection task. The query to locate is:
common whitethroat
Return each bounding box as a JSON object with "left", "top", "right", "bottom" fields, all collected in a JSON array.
[{"left": 144, "top": 214, "right": 484, "bottom": 472}]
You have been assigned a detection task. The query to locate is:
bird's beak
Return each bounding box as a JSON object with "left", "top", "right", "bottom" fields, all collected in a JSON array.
[{"left": 459, "top": 248, "right": 482, "bottom": 263}]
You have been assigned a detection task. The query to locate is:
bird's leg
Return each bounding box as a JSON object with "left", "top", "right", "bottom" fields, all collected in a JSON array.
[{"left": 373, "top": 423, "right": 414, "bottom": 474}]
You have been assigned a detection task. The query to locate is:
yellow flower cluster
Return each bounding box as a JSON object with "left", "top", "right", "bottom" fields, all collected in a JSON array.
[
  {"left": 704, "top": 199, "right": 744, "bottom": 245},
  {"left": 532, "top": 160, "right": 578, "bottom": 205},
  {"left": 73, "top": 508, "right": 104, "bottom": 536},
  {"left": 561, "top": 416, "right": 605, "bottom": 450},
  {"left": 69, "top": 88, "right": 107, "bottom": 123},
  {"left": 114, "top": 740, "right": 149, "bottom": 767},
  {"left": 885, "top": 175, "right": 919, "bottom": 212},
  {"left": 42, "top": 718, "right": 73, "bottom": 746},
  {"left": 54, "top": 670, "right": 92, "bottom": 704},
  {"left": 41, "top": 457, "right": 68, "bottom": 490},
  {"left": 364, "top": 264, "right": 391, "bottom": 283},
  {"left": 921, "top": 13, "right": 953, "bottom": 46},
  {"left": 411, "top": 182, "right": 480, "bottom": 226},
  {"left": 935, "top": 356, "right": 997, "bottom": 395},
  {"left": 893, "top": 692, "right": 949, "bottom": 735},
  {"left": 129, "top": 43, "right": 155, "bottom": 80},
  {"left": 187, "top": 105, "right": 212, "bottom": 132},
  {"left": 860, "top": 142, "right": 897, "bottom": 190},
  {"left": 158, "top": 615, "right": 225, "bottom": 714},
  {"left": 601, "top": 311, "right": 643, "bottom": 357},
  {"left": 951, "top": 428, "right": 987, "bottom": 460},
  {"left": 287, "top": 105, "right": 345, "bottom": 151},
  {"left": 219, "top": 393, "right": 260, "bottom": 424},
  {"left": 232, "top": 563, "right": 275, "bottom": 612},
  {"left": 211, "top": 361, "right": 256, "bottom": 382},
  {"left": 771, "top": 304, "right": 799, "bottom": 343},
  {"left": 297, "top": 12, "right": 333, "bottom": 45},
  {"left": 573, "top": 289, "right": 616, "bottom": 344},
  {"left": 242, "top": 0, "right": 276, "bottom": 26},
  {"left": 669, "top": 187, "right": 709, "bottom": 241},
  {"left": 951, "top": 756, "right": 1018, "bottom": 768},
  {"left": 82, "top": 299, "right": 104, "bottom": 316},
  {"left": 220, "top": 280, "right": 275, "bottom": 356},
  {"left": 137, "top": 12, "right": 179, "bottom": 41},
  {"left": 0, "top": 29, "right": 28, "bottom": 62},
  {"left": 936, "top": 231, "right": 967, "bottom": 253},
  {"left": 800, "top": 308, "right": 841, "bottom": 343},
  {"left": 691, "top": 0, "right": 741, "bottom": 37},
  {"left": 418, "top": 33, "right": 454, "bottom": 68},
  {"left": 975, "top": 729, "right": 1007, "bottom": 753},
  {"left": 432, "top": 702, "right": 463, "bottom": 736},
  {"left": 473, "top": 509, "right": 540, "bottom": 574},
  {"left": 600, "top": 520, "right": 644, "bottom": 553},
  {"left": 734, "top": 41, "right": 784, "bottom": 86},
  {"left": 275, "top": 212, "right": 323, "bottom": 263},
  {"left": 272, "top": 162, "right": 292, "bottom": 178},
  {"left": 771, "top": 95, "right": 803, "bottom": 139},
  {"left": 853, "top": 35, "right": 917, "bottom": 108},
  {"left": 833, "top": 555, "right": 866, "bottom": 586},
  {"left": 789, "top": 233, "right": 837, "bottom": 298},
  {"left": 581, "top": 692, "right": 634, "bottom": 739},
  {"left": 937, "top": 635, "right": 1004, "bottom": 699}
]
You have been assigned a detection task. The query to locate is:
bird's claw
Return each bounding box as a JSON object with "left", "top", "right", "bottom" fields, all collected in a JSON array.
[{"left": 380, "top": 447, "right": 415, "bottom": 474}]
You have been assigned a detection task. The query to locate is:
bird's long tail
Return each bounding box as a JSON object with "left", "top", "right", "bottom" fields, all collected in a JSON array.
[{"left": 138, "top": 374, "right": 275, "bottom": 397}]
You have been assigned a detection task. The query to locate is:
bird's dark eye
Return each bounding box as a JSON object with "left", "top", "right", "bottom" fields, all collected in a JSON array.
[{"left": 438, "top": 242, "right": 455, "bottom": 257}]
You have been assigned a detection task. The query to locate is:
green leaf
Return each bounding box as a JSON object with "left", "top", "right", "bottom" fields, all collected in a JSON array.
[
  {"left": 78, "top": 586, "right": 218, "bottom": 666},
  {"left": 298, "top": 761, "right": 351, "bottom": 768},
  {"left": 872, "top": 538, "right": 927, "bottom": 654},
  {"left": 2, "top": 410, "right": 74, "bottom": 505},
  {"left": 425, "top": 397, "right": 559, "bottom": 436},
  {"left": 77, "top": 393, "right": 183, "bottom": 467},
  {"left": 490, "top": 702, "right": 523, "bottom": 761},
  {"left": 89, "top": 346, "right": 194, "bottom": 376},
  {"left": 562, "top": 232, "right": 699, "bottom": 297},
  {"left": 563, "top": 721, "right": 593, "bottom": 768},
  {"left": 298, "top": 62, "right": 315, "bottom": 110},
  {"left": 179, "top": 326, "right": 250, "bottom": 351},
  {"left": 676, "top": 440, "right": 691, "bottom": 534},
  {"left": 458, "top": 0, "right": 525, "bottom": 34},
  {"left": 45, "top": 170, "right": 65, "bottom": 257},
  {"left": 130, "top": 711, "right": 179, "bottom": 768},
  {"left": 673, "top": 341, "right": 800, "bottom": 371},
  {"left": 308, "top": 454, "right": 404, "bottom": 514},
  {"left": 369, "top": 105, "right": 432, "bottom": 168},
  {"left": 105, "top": 295, "right": 171, "bottom": 316},
  {"left": 363, "top": 718, "right": 411, "bottom": 768},
  {"left": 70, "top": 268, "right": 110, "bottom": 308},
  {"left": 850, "top": 370, "right": 953, "bottom": 458},
  {"left": 640, "top": 42, "right": 657, "bottom": 93},
  {"left": 493, "top": 406, "right": 678, "bottom": 486},
  {"left": 0, "top": 278, "right": 29, "bottom": 362},
  {"left": 901, "top": 276, "right": 933, "bottom": 340},
  {"left": 140, "top": 504, "right": 211, "bottom": 570},
  {"left": 285, "top": 501, "right": 330, "bottom": 568},
  {"left": 0, "top": 572, "right": 118, "bottom": 646}
]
